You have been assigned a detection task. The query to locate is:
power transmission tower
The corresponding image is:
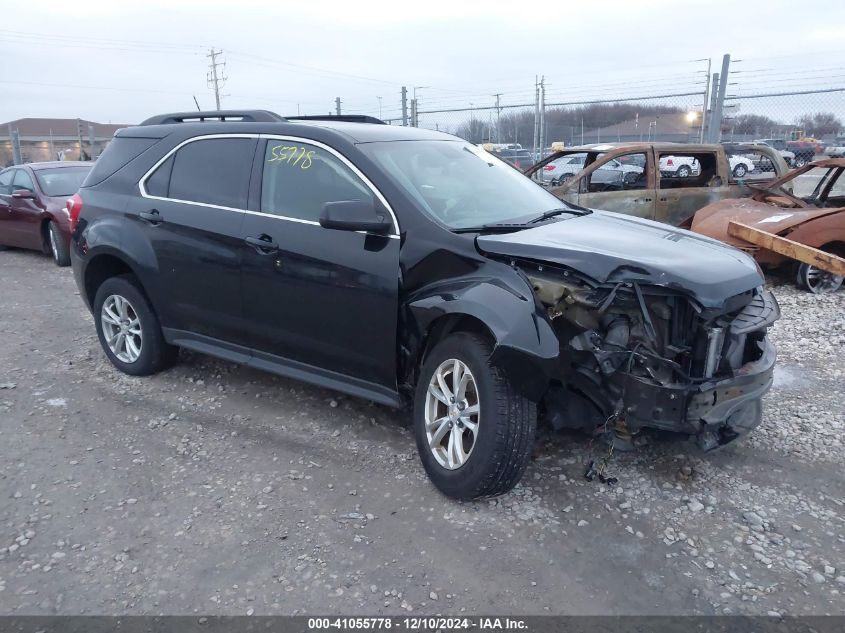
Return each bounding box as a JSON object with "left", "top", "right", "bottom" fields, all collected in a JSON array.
[{"left": 206, "top": 48, "right": 227, "bottom": 110}]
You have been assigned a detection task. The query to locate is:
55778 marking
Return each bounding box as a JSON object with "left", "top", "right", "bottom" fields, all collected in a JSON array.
[{"left": 268, "top": 144, "right": 315, "bottom": 169}]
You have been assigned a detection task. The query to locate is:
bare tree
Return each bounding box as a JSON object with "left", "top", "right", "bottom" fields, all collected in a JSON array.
[{"left": 794, "top": 112, "right": 843, "bottom": 137}]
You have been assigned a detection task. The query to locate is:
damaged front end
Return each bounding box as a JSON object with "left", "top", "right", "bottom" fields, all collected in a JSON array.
[{"left": 524, "top": 263, "right": 779, "bottom": 449}]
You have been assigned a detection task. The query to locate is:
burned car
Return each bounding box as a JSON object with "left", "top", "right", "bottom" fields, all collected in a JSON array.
[
  {"left": 524, "top": 142, "right": 790, "bottom": 228},
  {"left": 692, "top": 158, "right": 845, "bottom": 293},
  {"left": 70, "top": 111, "right": 778, "bottom": 501}
]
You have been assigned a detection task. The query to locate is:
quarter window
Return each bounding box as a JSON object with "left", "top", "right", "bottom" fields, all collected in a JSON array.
[
  {"left": 148, "top": 138, "right": 255, "bottom": 209},
  {"left": 13, "top": 169, "right": 35, "bottom": 193},
  {"left": 261, "top": 141, "right": 373, "bottom": 222}
]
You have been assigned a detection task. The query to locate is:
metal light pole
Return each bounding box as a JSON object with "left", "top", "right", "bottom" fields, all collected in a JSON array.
[{"left": 377, "top": 96, "right": 382, "bottom": 119}]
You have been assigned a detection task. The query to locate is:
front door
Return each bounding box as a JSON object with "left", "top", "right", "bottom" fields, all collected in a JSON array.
[
  {"left": 655, "top": 150, "right": 729, "bottom": 226},
  {"left": 0, "top": 169, "right": 16, "bottom": 247},
  {"left": 239, "top": 138, "right": 400, "bottom": 396},
  {"left": 575, "top": 151, "right": 655, "bottom": 219},
  {"left": 130, "top": 136, "right": 256, "bottom": 343},
  {"left": 8, "top": 169, "right": 44, "bottom": 250}
]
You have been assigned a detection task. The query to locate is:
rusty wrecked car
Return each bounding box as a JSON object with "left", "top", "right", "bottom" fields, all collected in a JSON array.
[
  {"left": 692, "top": 158, "right": 845, "bottom": 294},
  {"left": 524, "top": 142, "right": 790, "bottom": 228}
]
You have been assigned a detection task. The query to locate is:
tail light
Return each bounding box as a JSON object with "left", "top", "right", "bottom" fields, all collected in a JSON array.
[
  {"left": 67, "top": 193, "right": 83, "bottom": 232},
  {"left": 666, "top": 158, "right": 674, "bottom": 166},
  {"left": 544, "top": 165, "right": 556, "bottom": 171}
]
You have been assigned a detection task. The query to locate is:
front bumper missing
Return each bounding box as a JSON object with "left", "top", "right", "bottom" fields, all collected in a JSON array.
[{"left": 619, "top": 338, "right": 776, "bottom": 447}]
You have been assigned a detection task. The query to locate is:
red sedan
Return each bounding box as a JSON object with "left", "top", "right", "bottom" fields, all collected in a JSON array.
[{"left": 0, "top": 161, "right": 92, "bottom": 266}]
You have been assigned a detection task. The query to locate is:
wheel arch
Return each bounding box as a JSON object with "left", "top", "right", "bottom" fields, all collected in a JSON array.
[
  {"left": 405, "top": 280, "right": 560, "bottom": 402},
  {"left": 83, "top": 251, "right": 143, "bottom": 308}
]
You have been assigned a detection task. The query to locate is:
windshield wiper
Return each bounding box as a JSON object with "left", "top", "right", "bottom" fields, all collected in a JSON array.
[
  {"left": 527, "top": 206, "right": 591, "bottom": 223},
  {"left": 453, "top": 223, "right": 533, "bottom": 233}
]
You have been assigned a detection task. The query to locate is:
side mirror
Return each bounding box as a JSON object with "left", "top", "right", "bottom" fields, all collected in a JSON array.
[
  {"left": 319, "top": 199, "right": 392, "bottom": 234},
  {"left": 12, "top": 189, "right": 34, "bottom": 199}
]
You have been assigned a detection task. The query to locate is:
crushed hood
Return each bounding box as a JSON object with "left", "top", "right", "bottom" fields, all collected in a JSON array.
[{"left": 476, "top": 210, "right": 763, "bottom": 309}]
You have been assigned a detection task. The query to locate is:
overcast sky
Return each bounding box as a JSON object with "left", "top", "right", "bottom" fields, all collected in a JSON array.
[{"left": 2, "top": 0, "right": 844, "bottom": 125}]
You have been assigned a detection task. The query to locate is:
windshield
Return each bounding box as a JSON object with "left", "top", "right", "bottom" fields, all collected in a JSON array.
[
  {"left": 359, "top": 140, "right": 569, "bottom": 229},
  {"left": 34, "top": 166, "right": 91, "bottom": 197}
]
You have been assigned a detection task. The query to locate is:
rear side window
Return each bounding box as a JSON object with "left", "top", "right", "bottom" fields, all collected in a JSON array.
[
  {"left": 13, "top": 169, "right": 35, "bottom": 193},
  {"left": 84, "top": 136, "right": 158, "bottom": 187},
  {"left": 0, "top": 169, "right": 12, "bottom": 195},
  {"left": 162, "top": 138, "right": 255, "bottom": 209}
]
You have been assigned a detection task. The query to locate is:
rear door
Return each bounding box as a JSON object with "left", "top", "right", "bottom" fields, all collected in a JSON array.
[
  {"left": 655, "top": 150, "right": 731, "bottom": 226},
  {"left": 131, "top": 135, "right": 256, "bottom": 343},
  {"left": 238, "top": 137, "right": 400, "bottom": 396}
]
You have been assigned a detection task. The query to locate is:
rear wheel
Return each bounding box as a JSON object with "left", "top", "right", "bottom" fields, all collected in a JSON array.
[
  {"left": 732, "top": 163, "right": 748, "bottom": 178},
  {"left": 794, "top": 155, "right": 809, "bottom": 168},
  {"left": 677, "top": 165, "right": 692, "bottom": 178},
  {"left": 796, "top": 262, "right": 843, "bottom": 294},
  {"left": 48, "top": 221, "right": 70, "bottom": 267},
  {"left": 93, "top": 275, "right": 178, "bottom": 375},
  {"left": 413, "top": 332, "right": 536, "bottom": 500}
]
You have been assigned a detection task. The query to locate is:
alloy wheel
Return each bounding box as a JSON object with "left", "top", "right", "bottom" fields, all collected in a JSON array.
[
  {"left": 101, "top": 294, "right": 143, "bottom": 363},
  {"left": 424, "top": 358, "right": 480, "bottom": 470},
  {"left": 49, "top": 225, "right": 59, "bottom": 262},
  {"left": 799, "top": 265, "right": 843, "bottom": 294}
]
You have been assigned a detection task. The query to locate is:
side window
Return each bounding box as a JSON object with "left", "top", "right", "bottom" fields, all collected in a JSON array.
[
  {"left": 261, "top": 141, "right": 373, "bottom": 221},
  {"left": 658, "top": 153, "right": 719, "bottom": 189},
  {"left": 725, "top": 149, "right": 776, "bottom": 182},
  {"left": 160, "top": 138, "right": 255, "bottom": 209},
  {"left": 0, "top": 170, "right": 13, "bottom": 195},
  {"left": 586, "top": 152, "right": 648, "bottom": 193},
  {"left": 13, "top": 169, "right": 35, "bottom": 193}
]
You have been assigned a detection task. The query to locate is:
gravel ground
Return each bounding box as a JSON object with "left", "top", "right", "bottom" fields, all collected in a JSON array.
[{"left": 0, "top": 249, "right": 843, "bottom": 616}]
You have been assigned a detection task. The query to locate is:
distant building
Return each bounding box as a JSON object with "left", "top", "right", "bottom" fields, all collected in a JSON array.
[
  {"left": 0, "top": 118, "right": 132, "bottom": 166},
  {"left": 579, "top": 112, "right": 702, "bottom": 145}
]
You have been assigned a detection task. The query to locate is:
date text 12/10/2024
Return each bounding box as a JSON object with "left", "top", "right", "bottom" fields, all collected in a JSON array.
[{"left": 307, "top": 617, "right": 528, "bottom": 630}]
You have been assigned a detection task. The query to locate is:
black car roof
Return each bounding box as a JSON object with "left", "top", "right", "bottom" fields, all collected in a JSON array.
[{"left": 120, "top": 110, "right": 456, "bottom": 144}]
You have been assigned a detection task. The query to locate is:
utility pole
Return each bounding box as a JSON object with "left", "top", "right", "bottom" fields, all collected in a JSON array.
[
  {"left": 410, "top": 99, "right": 417, "bottom": 127},
  {"left": 539, "top": 76, "right": 546, "bottom": 157},
  {"left": 377, "top": 96, "right": 382, "bottom": 119},
  {"left": 335, "top": 97, "right": 342, "bottom": 115},
  {"left": 88, "top": 124, "right": 96, "bottom": 159},
  {"left": 9, "top": 125, "right": 21, "bottom": 165},
  {"left": 493, "top": 93, "right": 502, "bottom": 143},
  {"left": 707, "top": 54, "right": 731, "bottom": 143},
  {"left": 206, "top": 48, "right": 227, "bottom": 110},
  {"left": 706, "top": 72, "right": 719, "bottom": 143},
  {"left": 401, "top": 86, "right": 408, "bottom": 126},
  {"left": 76, "top": 118, "right": 85, "bottom": 160},
  {"left": 700, "top": 57, "right": 712, "bottom": 143},
  {"left": 532, "top": 76, "right": 540, "bottom": 159}
]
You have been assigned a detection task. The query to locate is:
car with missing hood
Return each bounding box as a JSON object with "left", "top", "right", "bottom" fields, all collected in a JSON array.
[{"left": 69, "top": 110, "right": 779, "bottom": 500}]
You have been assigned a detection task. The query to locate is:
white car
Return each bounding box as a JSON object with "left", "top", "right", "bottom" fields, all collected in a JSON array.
[
  {"left": 823, "top": 137, "right": 845, "bottom": 158},
  {"left": 544, "top": 154, "right": 643, "bottom": 185},
  {"left": 659, "top": 155, "right": 755, "bottom": 178}
]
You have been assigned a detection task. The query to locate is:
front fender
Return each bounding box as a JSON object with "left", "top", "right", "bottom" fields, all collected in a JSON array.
[{"left": 406, "top": 277, "right": 559, "bottom": 401}]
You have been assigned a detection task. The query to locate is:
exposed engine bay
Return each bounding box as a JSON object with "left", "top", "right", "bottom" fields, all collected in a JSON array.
[{"left": 522, "top": 261, "right": 780, "bottom": 450}]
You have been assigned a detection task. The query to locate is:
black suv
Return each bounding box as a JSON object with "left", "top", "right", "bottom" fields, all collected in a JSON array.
[{"left": 70, "top": 110, "right": 779, "bottom": 500}]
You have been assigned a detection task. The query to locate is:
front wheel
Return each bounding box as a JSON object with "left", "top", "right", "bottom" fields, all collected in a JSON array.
[
  {"left": 413, "top": 332, "right": 536, "bottom": 500},
  {"left": 732, "top": 163, "right": 748, "bottom": 178},
  {"left": 794, "top": 156, "right": 809, "bottom": 168}
]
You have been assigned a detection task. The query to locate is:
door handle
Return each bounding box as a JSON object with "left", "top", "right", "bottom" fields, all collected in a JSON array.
[
  {"left": 245, "top": 234, "right": 279, "bottom": 254},
  {"left": 139, "top": 209, "right": 162, "bottom": 224}
]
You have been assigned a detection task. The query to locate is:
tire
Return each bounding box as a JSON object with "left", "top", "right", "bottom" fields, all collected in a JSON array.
[
  {"left": 413, "top": 332, "right": 536, "bottom": 500},
  {"left": 796, "top": 262, "right": 843, "bottom": 294},
  {"left": 732, "top": 164, "right": 748, "bottom": 178},
  {"left": 794, "top": 156, "right": 809, "bottom": 168},
  {"left": 552, "top": 173, "right": 574, "bottom": 186},
  {"left": 48, "top": 221, "right": 70, "bottom": 267},
  {"left": 93, "top": 274, "right": 178, "bottom": 376},
  {"left": 677, "top": 165, "right": 692, "bottom": 178}
]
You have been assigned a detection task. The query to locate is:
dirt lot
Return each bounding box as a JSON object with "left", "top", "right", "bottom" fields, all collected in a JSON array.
[{"left": 0, "top": 249, "right": 843, "bottom": 616}]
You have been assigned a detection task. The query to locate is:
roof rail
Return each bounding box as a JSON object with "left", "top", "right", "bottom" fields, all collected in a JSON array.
[
  {"left": 286, "top": 114, "right": 386, "bottom": 125},
  {"left": 140, "top": 110, "right": 286, "bottom": 125}
]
